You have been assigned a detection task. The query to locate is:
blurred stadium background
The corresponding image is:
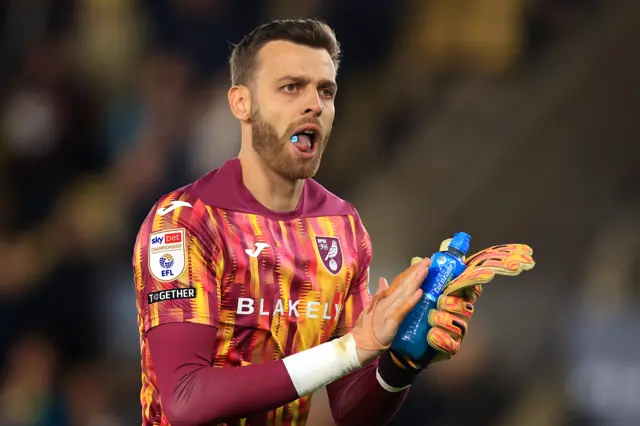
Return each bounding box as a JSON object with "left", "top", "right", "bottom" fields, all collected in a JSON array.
[{"left": 1, "top": 0, "right": 639, "bottom": 425}]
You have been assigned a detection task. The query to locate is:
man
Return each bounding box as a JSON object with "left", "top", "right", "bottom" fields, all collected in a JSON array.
[{"left": 132, "top": 19, "right": 533, "bottom": 426}]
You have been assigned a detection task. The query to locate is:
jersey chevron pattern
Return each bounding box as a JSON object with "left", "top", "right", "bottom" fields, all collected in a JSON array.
[{"left": 133, "top": 158, "right": 372, "bottom": 425}]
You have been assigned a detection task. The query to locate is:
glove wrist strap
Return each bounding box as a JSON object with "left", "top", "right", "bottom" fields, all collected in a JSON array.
[{"left": 378, "top": 351, "right": 421, "bottom": 388}]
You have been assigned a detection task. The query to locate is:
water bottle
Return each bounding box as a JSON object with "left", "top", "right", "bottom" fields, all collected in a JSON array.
[{"left": 391, "top": 232, "right": 471, "bottom": 362}]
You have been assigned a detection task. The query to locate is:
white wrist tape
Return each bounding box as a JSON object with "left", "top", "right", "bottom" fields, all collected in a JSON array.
[{"left": 282, "top": 333, "right": 362, "bottom": 396}]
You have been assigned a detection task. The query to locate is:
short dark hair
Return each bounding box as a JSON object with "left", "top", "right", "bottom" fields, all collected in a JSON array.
[{"left": 229, "top": 19, "right": 341, "bottom": 86}]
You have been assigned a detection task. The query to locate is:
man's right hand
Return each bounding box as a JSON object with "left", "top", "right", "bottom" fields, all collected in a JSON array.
[{"left": 349, "top": 259, "right": 430, "bottom": 365}]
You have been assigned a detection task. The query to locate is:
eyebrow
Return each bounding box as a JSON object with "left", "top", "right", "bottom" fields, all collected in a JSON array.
[{"left": 277, "top": 76, "right": 337, "bottom": 92}]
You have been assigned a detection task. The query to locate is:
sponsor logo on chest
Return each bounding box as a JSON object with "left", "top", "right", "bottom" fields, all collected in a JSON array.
[{"left": 236, "top": 297, "right": 341, "bottom": 320}]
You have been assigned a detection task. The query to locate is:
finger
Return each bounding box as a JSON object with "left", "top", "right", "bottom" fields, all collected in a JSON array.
[
  {"left": 373, "top": 259, "right": 429, "bottom": 316},
  {"left": 466, "top": 244, "right": 535, "bottom": 272},
  {"left": 476, "top": 258, "right": 525, "bottom": 275},
  {"left": 447, "top": 284, "right": 483, "bottom": 303},
  {"left": 377, "top": 277, "right": 389, "bottom": 292},
  {"left": 366, "top": 277, "right": 390, "bottom": 314},
  {"left": 467, "top": 284, "right": 483, "bottom": 302},
  {"left": 427, "top": 327, "right": 461, "bottom": 357},
  {"left": 437, "top": 295, "right": 474, "bottom": 320},
  {"left": 467, "top": 255, "right": 533, "bottom": 277},
  {"left": 442, "top": 268, "right": 494, "bottom": 296},
  {"left": 387, "top": 258, "right": 429, "bottom": 295},
  {"left": 389, "top": 258, "right": 430, "bottom": 302},
  {"left": 428, "top": 310, "right": 468, "bottom": 338},
  {"left": 401, "top": 258, "right": 430, "bottom": 298},
  {"left": 484, "top": 243, "right": 532, "bottom": 255},
  {"left": 513, "top": 249, "right": 536, "bottom": 271},
  {"left": 464, "top": 244, "right": 525, "bottom": 262},
  {"left": 479, "top": 254, "right": 535, "bottom": 276},
  {"left": 464, "top": 244, "right": 518, "bottom": 264},
  {"left": 411, "top": 256, "right": 424, "bottom": 266},
  {"left": 388, "top": 288, "right": 423, "bottom": 324}
]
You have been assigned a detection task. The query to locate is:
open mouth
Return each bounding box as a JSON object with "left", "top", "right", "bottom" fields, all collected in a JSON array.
[{"left": 290, "top": 125, "right": 320, "bottom": 155}]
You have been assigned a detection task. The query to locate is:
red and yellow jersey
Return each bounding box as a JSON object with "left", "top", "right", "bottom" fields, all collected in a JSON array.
[{"left": 133, "top": 158, "right": 372, "bottom": 425}]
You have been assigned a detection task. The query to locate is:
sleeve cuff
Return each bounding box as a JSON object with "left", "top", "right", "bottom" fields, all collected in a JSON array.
[
  {"left": 376, "top": 368, "right": 411, "bottom": 392},
  {"left": 377, "top": 351, "right": 422, "bottom": 390}
]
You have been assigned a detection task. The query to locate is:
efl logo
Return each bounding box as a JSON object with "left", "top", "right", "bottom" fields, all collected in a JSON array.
[
  {"left": 165, "top": 232, "right": 182, "bottom": 244},
  {"left": 148, "top": 228, "right": 186, "bottom": 282}
]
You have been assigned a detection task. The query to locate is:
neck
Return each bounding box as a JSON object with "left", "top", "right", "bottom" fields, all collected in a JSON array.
[{"left": 237, "top": 146, "right": 304, "bottom": 213}]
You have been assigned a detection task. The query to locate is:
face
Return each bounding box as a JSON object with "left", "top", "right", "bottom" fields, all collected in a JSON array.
[{"left": 249, "top": 40, "right": 337, "bottom": 180}]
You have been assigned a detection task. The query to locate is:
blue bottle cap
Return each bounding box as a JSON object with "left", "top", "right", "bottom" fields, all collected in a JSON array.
[{"left": 449, "top": 232, "right": 471, "bottom": 255}]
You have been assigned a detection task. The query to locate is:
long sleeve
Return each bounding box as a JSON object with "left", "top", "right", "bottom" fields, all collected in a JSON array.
[
  {"left": 326, "top": 355, "right": 418, "bottom": 426},
  {"left": 148, "top": 322, "right": 300, "bottom": 425}
]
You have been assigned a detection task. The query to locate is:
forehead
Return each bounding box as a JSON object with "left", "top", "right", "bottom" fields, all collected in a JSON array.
[{"left": 254, "top": 40, "right": 336, "bottom": 83}]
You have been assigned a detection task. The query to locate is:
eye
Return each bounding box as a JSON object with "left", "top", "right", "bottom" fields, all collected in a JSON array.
[
  {"left": 282, "top": 83, "right": 297, "bottom": 93},
  {"left": 320, "top": 88, "right": 335, "bottom": 99}
]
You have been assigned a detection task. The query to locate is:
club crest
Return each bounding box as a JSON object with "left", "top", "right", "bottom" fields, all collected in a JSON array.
[{"left": 315, "top": 236, "right": 343, "bottom": 274}]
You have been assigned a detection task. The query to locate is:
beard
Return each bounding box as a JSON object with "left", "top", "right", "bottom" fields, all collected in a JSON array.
[{"left": 250, "top": 105, "right": 330, "bottom": 180}]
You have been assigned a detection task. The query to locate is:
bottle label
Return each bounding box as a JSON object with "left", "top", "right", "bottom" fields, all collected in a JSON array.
[{"left": 428, "top": 259, "right": 455, "bottom": 298}]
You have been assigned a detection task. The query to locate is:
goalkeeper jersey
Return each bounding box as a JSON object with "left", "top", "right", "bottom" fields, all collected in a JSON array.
[{"left": 133, "top": 157, "right": 372, "bottom": 425}]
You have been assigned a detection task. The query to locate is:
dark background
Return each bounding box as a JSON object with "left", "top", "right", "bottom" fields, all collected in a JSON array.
[{"left": 1, "top": 1, "right": 639, "bottom": 425}]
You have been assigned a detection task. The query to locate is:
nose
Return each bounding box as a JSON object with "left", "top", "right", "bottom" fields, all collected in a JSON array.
[{"left": 303, "top": 91, "right": 323, "bottom": 117}]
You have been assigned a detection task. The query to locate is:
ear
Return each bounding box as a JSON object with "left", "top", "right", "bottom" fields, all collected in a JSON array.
[{"left": 228, "top": 85, "right": 251, "bottom": 121}]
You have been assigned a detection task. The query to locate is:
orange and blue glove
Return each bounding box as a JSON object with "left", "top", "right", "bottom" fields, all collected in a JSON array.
[{"left": 389, "top": 241, "right": 535, "bottom": 370}]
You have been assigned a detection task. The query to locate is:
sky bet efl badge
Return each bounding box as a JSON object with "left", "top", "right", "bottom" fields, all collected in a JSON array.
[{"left": 149, "top": 228, "right": 186, "bottom": 282}]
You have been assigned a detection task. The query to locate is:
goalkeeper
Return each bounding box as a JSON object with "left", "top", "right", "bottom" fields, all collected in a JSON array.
[{"left": 132, "top": 18, "right": 535, "bottom": 426}]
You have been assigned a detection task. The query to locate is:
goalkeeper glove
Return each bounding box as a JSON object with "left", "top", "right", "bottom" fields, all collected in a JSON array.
[{"left": 389, "top": 240, "right": 535, "bottom": 370}]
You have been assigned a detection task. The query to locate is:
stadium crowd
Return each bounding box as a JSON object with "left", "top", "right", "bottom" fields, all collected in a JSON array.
[{"left": 3, "top": 1, "right": 638, "bottom": 425}]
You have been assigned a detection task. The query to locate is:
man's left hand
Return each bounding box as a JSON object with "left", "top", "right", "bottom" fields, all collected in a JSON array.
[{"left": 390, "top": 242, "right": 535, "bottom": 369}]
